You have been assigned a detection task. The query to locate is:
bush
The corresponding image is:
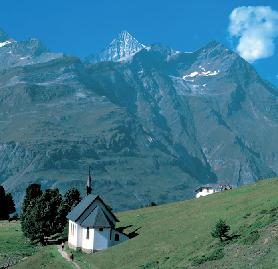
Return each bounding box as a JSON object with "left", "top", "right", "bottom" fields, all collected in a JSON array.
[{"left": 211, "top": 219, "right": 231, "bottom": 241}]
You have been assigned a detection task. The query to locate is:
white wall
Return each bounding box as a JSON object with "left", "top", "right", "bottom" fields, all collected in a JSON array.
[
  {"left": 93, "top": 228, "right": 110, "bottom": 250},
  {"left": 68, "top": 221, "right": 81, "bottom": 248},
  {"left": 110, "top": 229, "right": 129, "bottom": 247},
  {"left": 196, "top": 188, "right": 214, "bottom": 198},
  {"left": 68, "top": 222, "right": 129, "bottom": 252},
  {"left": 81, "top": 227, "right": 94, "bottom": 251}
]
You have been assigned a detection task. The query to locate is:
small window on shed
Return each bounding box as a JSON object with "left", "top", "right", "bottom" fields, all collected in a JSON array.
[
  {"left": 115, "top": 233, "right": 119, "bottom": 241},
  {"left": 86, "top": 227, "right": 90, "bottom": 239},
  {"left": 99, "top": 227, "right": 103, "bottom": 231}
]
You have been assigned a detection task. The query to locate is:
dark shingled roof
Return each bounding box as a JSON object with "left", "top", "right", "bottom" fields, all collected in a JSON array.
[
  {"left": 67, "top": 194, "right": 119, "bottom": 228},
  {"left": 82, "top": 206, "right": 114, "bottom": 228},
  {"left": 67, "top": 194, "right": 98, "bottom": 221},
  {"left": 195, "top": 184, "right": 222, "bottom": 192}
]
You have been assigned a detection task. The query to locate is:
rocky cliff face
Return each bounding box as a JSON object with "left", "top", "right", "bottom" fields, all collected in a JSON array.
[{"left": 0, "top": 30, "right": 277, "bottom": 211}]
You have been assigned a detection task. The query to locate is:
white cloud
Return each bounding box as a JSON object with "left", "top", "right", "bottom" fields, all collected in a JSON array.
[{"left": 228, "top": 6, "right": 278, "bottom": 62}]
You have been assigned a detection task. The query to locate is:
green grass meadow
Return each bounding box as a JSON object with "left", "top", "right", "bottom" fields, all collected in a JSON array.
[
  {"left": 0, "top": 221, "right": 73, "bottom": 269},
  {"left": 2, "top": 178, "right": 278, "bottom": 268},
  {"left": 74, "top": 178, "right": 278, "bottom": 269}
]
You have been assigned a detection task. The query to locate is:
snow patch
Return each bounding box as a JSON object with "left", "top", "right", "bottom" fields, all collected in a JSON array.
[
  {"left": 182, "top": 70, "right": 220, "bottom": 79},
  {"left": 184, "top": 71, "right": 199, "bottom": 78},
  {"left": 0, "top": 40, "right": 12, "bottom": 48}
]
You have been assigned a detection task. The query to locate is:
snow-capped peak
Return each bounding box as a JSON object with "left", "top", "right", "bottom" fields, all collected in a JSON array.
[{"left": 88, "top": 30, "right": 146, "bottom": 63}]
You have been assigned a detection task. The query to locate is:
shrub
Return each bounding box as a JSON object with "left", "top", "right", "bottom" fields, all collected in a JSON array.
[{"left": 211, "top": 219, "right": 231, "bottom": 241}]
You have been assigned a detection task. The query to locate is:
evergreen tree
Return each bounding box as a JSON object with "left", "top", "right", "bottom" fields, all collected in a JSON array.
[
  {"left": 21, "top": 186, "right": 66, "bottom": 243},
  {"left": 21, "top": 183, "right": 42, "bottom": 214},
  {"left": 6, "top": 193, "right": 16, "bottom": 216},
  {"left": 21, "top": 184, "right": 43, "bottom": 241},
  {"left": 57, "top": 188, "right": 81, "bottom": 232},
  {"left": 0, "top": 186, "right": 8, "bottom": 220},
  {"left": 21, "top": 184, "right": 81, "bottom": 243},
  {"left": 64, "top": 188, "right": 81, "bottom": 210},
  {"left": 38, "top": 189, "right": 63, "bottom": 238},
  {"left": 0, "top": 186, "right": 16, "bottom": 220},
  {"left": 211, "top": 219, "right": 231, "bottom": 241}
]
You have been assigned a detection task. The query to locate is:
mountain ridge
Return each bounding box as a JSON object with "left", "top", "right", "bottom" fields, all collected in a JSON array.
[{"left": 0, "top": 27, "right": 277, "bottom": 211}]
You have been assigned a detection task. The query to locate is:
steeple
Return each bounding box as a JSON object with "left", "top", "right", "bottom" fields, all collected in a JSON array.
[{"left": 86, "top": 166, "right": 92, "bottom": 195}]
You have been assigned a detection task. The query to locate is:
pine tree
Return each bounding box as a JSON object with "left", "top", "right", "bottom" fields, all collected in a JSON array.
[
  {"left": 21, "top": 184, "right": 81, "bottom": 243},
  {"left": 57, "top": 188, "right": 81, "bottom": 232},
  {"left": 0, "top": 186, "right": 16, "bottom": 220},
  {"left": 211, "top": 219, "right": 231, "bottom": 241},
  {"left": 21, "top": 185, "right": 67, "bottom": 243},
  {"left": 64, "top": 188, "right": 81, "bottom": 210},
  {"left": 21, "top": 183, "right": 42, "bottom": 214},
  {"left": 21, "top": 184, "right": 43, "bottom": 241},
  {"left": 6, "top": 193, "right": 16, "bottom": 216},
  {"left": 0, "top": 186, "right": 8, "bottom": 220}
]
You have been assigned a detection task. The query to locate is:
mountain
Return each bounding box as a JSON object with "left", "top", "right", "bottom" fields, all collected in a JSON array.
[
  {"left": 0, "top": 29, "right": 63, "bottom": 70},
  {"left": 86, "top": 30, "right": 146, "bottom": 63},
  {"left": 0, "top": 28, "right": 277, "bottom": 211}
]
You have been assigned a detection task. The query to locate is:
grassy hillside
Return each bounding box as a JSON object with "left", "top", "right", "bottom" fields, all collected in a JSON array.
[
  {"left": 13, "top": 245, "right": 74, "bottom": 269},
  {"left": 74, "top": 178, "right": 278, "bottom": 269},
  {"left": 0, "top": 221, "right": 73, "bottom": 269},
  {"left": 0, "top": 221, "right": 37, "bottom": 267},
  {"left": 2, "top": 179, "right": 278, "bottom": 268}
]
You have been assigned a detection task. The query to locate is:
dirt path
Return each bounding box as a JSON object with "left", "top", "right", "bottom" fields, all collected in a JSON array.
[{"left": 57, "top": 245, "right": 81, "bottom": 269}]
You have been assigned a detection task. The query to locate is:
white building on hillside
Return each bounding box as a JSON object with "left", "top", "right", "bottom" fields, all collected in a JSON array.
[
  {"left": 195, "top": 184, "right": 223, "bottom": 198},
  {"left": 67, "top": 168, "right": 128, "bottom": 253}
]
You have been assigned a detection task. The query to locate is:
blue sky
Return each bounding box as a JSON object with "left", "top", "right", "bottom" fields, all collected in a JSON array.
[{"left": 0, "top": 0, "right": 277, "bottom": 86}]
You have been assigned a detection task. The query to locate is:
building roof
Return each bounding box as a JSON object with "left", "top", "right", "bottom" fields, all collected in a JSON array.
[
  {"left": 82, "top": 205, "right": 114, "bottom": 228},
  {"left": 67, "top": 194, "right": 119, "bottom": 228},
  {"left": 67, "top": 194, "right": 98, "bottom": 221},
  {"left": 195, "top": 184, "right": 222, "bottom": 192}
]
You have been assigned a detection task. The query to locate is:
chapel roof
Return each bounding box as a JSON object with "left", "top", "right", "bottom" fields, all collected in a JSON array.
[
  {"left": 67, "top": 194, "right": 119, "bottom": 228},
  {"left": 82, "top": 205, "right": 114, "bottom": 228}
]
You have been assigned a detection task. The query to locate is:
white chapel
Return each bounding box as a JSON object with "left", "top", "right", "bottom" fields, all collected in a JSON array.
[{"left": 67, "top": 168, "right": 128, "bottom": 253}]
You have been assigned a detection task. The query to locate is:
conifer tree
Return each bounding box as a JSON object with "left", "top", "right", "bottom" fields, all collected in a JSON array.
[
  {"left": 0, "top": 186, "right": 16, "bottom": 220},
  {"left": 21, "top": 184, "right": 80, "bottom": 243},
  {"left": 0, "top": 186, "right": 8, "bottom": 220}
]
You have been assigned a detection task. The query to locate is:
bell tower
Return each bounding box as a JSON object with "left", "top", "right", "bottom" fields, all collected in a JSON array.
[{"left": 86, "top": 166, "right": 92, "bottom": 195}]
